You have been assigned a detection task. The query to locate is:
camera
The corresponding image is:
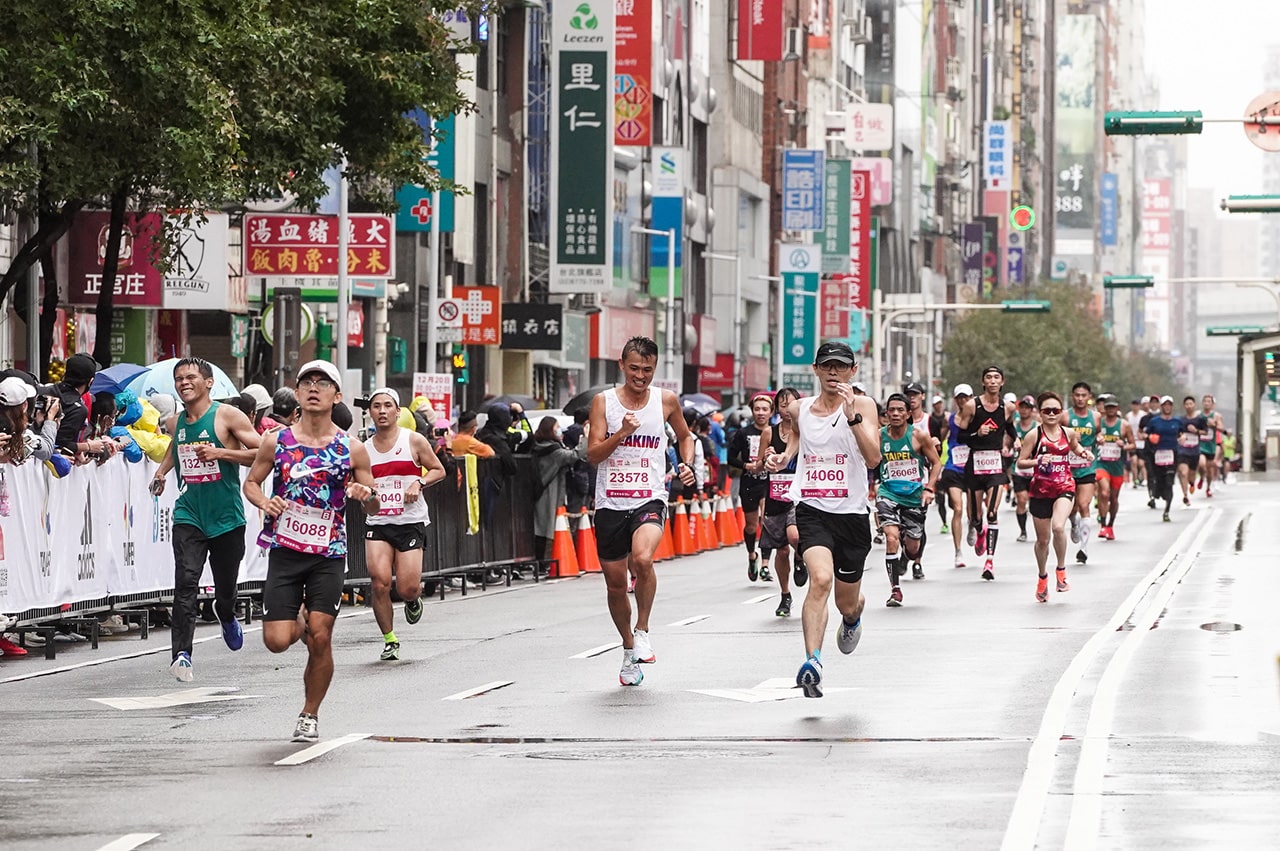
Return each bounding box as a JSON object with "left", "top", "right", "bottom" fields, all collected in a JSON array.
[
  {"left": 353, "top": 396, "right": 372, "bottom": 411},
  {"left": 434, "top": 427, "right": 446, "bottom": 437}
]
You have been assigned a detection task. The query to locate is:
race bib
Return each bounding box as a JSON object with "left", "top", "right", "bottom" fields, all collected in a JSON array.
[
  {"left": 769, "top": 473, "right": 794, "bottom": 502},
  {"left": 1154, "top": 449, "right": 1175, "bottom": 467},
  {"left": 885, "top": 458, "right": 921, "bottom": 482},
  {"left": 1069, "top": 451, "right": 1091, "bottom": 469},
  {"left": 1178, "top": 432, "right": 1199, "bottom": 449},
  {"left": 177, "top": 443, "right": 221, "bottom": 484},
  {"left": 374, "top": 476, "right": 412, "bottom": 516},
  {"left": 747, "top": 435, "right": 761, "bottom": 463},
  {"left": 800, "top": 453, "right": 848, "bottom": 499},
  {"left": 605, "top": 455, "right": 655, "bottom": 500},
  {"left": 276, "top": 502, "right": 338, "bottom": 554},
  {"left": 1036, "top": 453, "right": 1069, "bottom": 476},
  {"left": 972, "top": 450, "right": 1002, "bottom": 475},
  {"left": 1099, "top": 442, "right": 1123, "bottom": 462},
  {"left": 949, "top": 445, "right": 970, "bottom": 467}
]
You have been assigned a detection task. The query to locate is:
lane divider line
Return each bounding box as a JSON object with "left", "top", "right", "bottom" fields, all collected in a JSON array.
[
  {"left": 274, "top": 733, "right": 372, "bottom": 766},
  {"left": 95, "top": 834, "right": 160, "bottom": 851},
  {"left": 999, "top": 508, "right": 1215, "bottom": 851},
  {"left": 442, "top": 680, "right": 515, "bottom": 701},
  {"left": 1063, "top": 509, "right": 1220, "bottom": 850},
  {"left": 569, "top": 642, "right": 622, "bottom": 659},
  {"left": 667, "top": 615, "right": 711, "bottom": 627},
  {"left": 743, "top": 594, "right": 774, "bottom": 605}
]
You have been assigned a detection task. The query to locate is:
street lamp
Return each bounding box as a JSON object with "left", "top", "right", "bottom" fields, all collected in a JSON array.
[
  {"left": 704, "top": 251, "right": 742, "bottom": 404},
  {"left": 632, "top": 225, "right": 679, "bottom": 382}
]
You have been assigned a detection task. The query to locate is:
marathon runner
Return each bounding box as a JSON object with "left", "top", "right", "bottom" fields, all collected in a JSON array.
[
  {"left": 940, "top": 384, "right": 973, "bottom": 568},
  {"left": 1094, "top": 396, "right": 1134, "bottom": 540},
  {"left": 587, "top": 336, "right": 696, "bottom": 687},
  {"left": 243, "top": 360, "right": 378, "bottom": 743},
  {"left": 150, "top": 357, "right": 262, "bottom": 683},
  {"left": 766, "top": 341, "right": 880, "bottom": 698},
  {"left": 870, "top": 393, "right": 941, "bottom": 606},
  {"left": 955, "top": 366, "right": 1014, "bottom": 581},
  {"left": 1140, "top": 395, "right": 1162, "bottom": 508},
  {"left": 928, "top": 394, "right": 950, "bottom": 529},
  {"left": 757, "top": 388, "right": 803, "bottom": 617},
  {"left": 363, "top": 388, "right": 446, "bottom": 661},
  {"left": 1198, "top": 394, "right": 1225, "bottom": 497},
  {"left": 1177, "top": 396, "right": 1207, "bottom": 507},
  {"left": 728, "top": 392, "right": 774, "bottom": 582},
  {"left": 1066, "top": 382, "right": 1100, "bottom": 565},
  {"left": 1143, "top": 395, "right": 1182, "bottom": 522},
  {"left": 1127, "top": 398, "right": 1147, "bottom": 489},
  {"left": 1011, "top": 395, "right": 1038, "bottom": 542},
  {"left": 904, "top": 382, "right": 930, "bottom": 437},
  {"left": 1017, "top": 392, "right": 1092, "bottom": 603}
]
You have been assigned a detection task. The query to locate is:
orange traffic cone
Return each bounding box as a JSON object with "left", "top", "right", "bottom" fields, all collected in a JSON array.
[
  {"left": 551, "top": 506, "right": 579, "bottom": 577},
  {"left": 717, "top": 494, "right": 737, "bottom": 545},
  {"left": 576, "top": 508, "right": 602, "bottom": 573},
  {"left": 703, "top": 495, "right": 721, "bottom": 549},
  {"left": 693, "top": 495, "right": 711, "bottom": 551},
  {"left": 673, "top": 497, "right": 692, "bottom": 556},
  {"left": 735, "top": 498, "right": 746, "bottom": 537},
  {"left": 655, "top": 508, "right": 676, "bottom": 561}
]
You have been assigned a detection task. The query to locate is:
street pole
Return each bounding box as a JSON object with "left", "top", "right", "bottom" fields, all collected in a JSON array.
[
  {"left": 336, "top": 160, "right": 349, "bottom": 376},
  {"left": 776, "top": 274, "right": 786, "bottom": 393},
  {"left": 25, "top": 140, "right": 38, "bottom": 373},
  {"left": 666, "top": 227, "right": 677, "bottom": 384},
  {"left": 870, "top": 288, "right": 883, "bottom": 399},
  {"left": 425, "top": 189, "right": 441, "bottom": 372}
]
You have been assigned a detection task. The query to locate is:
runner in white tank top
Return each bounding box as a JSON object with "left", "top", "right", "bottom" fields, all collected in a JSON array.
[
  {"left": 362, "top": 389, "right": 446, "bottom": 662},
  {"left": 767, "top": 341, "right": 881, "bottom": 699},
  {"left": 587, "top": 336, "right": 696, "bottom": 687}
]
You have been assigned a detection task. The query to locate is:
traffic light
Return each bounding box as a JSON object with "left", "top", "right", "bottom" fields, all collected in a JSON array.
[
  {"left": 1103, "top": 275, "right": 1154, "bottom": 289},
  {"left": 452, "top": 344, "right": 469, "bottom": 384},
  {"left": 1009, "top": 205, "right": 1036, "bottom": 231},
  {"left": 1000, "top": 300, "right": 1051, "bottom": 313},
  {"left": 1104, "top": 110, "right": 1203, "bottom": 136},
  {"left": 315, "top": 320, "right": 335, "bottom": 361}
]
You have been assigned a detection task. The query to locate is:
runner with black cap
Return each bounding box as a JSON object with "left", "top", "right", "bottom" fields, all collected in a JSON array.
[
  {"left": 727, "top": 391, "right": 775, "bottom": 581},
  {"left": 362, "top": 387, "right": 446, "bottom": 661},
  {"left": 767, "top": 341, "right": 880, "bottom": 698},
  {"left": 955, "top": 365, "right": 1014, "bottom": 580}
]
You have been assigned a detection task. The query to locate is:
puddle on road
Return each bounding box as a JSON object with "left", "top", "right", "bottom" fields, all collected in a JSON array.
[
  {"left": 1234, "top": 514, "right": 1251, "bottom": 552},
  {"left": 1200, "top": 621, "right": 1243, "bottom": 632}
]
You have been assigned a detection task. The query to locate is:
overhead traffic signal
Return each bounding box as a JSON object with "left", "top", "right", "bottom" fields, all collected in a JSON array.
[
  {"left": 1103, "top": 275, "right": 1154, "bottom": 289},
  {"left": 1000, "top": 300, "right": 1051, "bottom": 313},
  {"left": 1219, "top": 195, "right": 1280, "bottom": 213},
  {"left": 1104, "top": 110, "right": 1204, "bottom": 136}
]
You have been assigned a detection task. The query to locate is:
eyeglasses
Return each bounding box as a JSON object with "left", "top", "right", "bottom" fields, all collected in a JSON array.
[
  {"left": 1040, "top": 407, "right": 1062, "bottom": 415},
  {"left": 297, "top": 377, "right": 336, "bottom": 390},
  {"left": 816, "top": 361, "right": 852, "bottom": 371}
]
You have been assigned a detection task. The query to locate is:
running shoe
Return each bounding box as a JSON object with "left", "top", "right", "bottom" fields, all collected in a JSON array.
[
  {"left": 291, "top": 713, "right": 319, "bottom": 743},
  {"left": 873, "top": 531, "right": 885, "bottom": 545},
  {"left": 404, "top": 597, "right": 424, "bottom": 625},
  {"left": 1183, "top": 496, "right": 1191, "bottom": 507},
  {"left": 1036, "top": 576, "right": 1048, "bottom": 603},
  {"left": 0, "top": 636, "right": 28, "bottom": 657},
  {"left": 1056, "top": 569, "right": 1070, "bottom": 592},
  {"left": 169, "top": 651, "right": 194, "bottom": 683},
  {"left": 632, "top": 628, "right": 655, "bottom": 664},
  {"left": 836, "top": 617, "right": 863, "bottom": 654},
  {"left": 1196, "top": 476, "right": 1204, "bottom": 490},
  {"left": 1069, "top": 516, "right": 1081, "bottom": 543},
  {"left": 1016, "top": 532, "right": 1028, "bottom": 543},
  {"left": 619, "top": 650, "right": 643, "bottom": 686},
  {"left": 760, "top": 564, "right": 773, "bottom": 582},
  {"left": 627, "top": 575, "right": 636, "bottom": 594},
  {"left": 380, "top": 641, "right": 400, "bottom": 661},
  {"left": 940, "top": 523, "right": 950, "bottom": 534},
  {"left": 217, "top": 609, "right": 244, "bottom": 652},
  {"left": 1148, "top": 498, "right": 1156, "bottom": 509},
  {"left": 886, "top": 586, "right": 903, "bottom": 607},
  {"left": 1162, "top": 511, "right": 1171, "bottom": 522},
  {"left": 796, "top": 656, "right": 824, "bottom": 698},
  {"left": 1076, "top": 549, "right": 1088, "bottom": 565},
  {"left": 1206, "top": 489, "right": 1214, "bottom": 498},
  {"left": 793, "top": 559, "right": 808, "bottom": 588},
  {"left": 954, "top": 553, "right": 966, "bottom": 569},
  {"left": 775, "top": 593, "right": 792, "bottom": 618},
  {"left": 747, "top": 551, "right": 759, "bottom": 582},
  {"left": 975, "top": 526, "right": 987, "bottom": 557},
  {"left": 967, "top": 524, "right": 978, "bottom": 548},
  {"left": 981, "top": 559, "right": 995, "bottom": 581},
  {"left": 911, "top": 562, "right": 924, "bottom": 581}
]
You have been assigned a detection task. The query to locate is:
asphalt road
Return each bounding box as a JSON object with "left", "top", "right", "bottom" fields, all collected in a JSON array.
[{"left": 2, "top": 476, "right": 1278, "bottom": 850}]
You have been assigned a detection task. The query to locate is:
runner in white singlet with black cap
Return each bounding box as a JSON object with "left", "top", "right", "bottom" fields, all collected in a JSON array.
[
  {"left": 587, "top": 336, "right": 696, "bottom": 687},
  {"left": 767, "top": 341, "right": 881, "bottom": 698}
]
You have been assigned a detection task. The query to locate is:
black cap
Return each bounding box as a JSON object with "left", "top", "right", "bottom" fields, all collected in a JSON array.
[
  {"left": 981, "top": 364, "right": 1004, "bottom": 378},
  {"left": 903, "top": 382, "right": 925, "bottom": 394},
  {"left": 65, "top": 353, "right": 99, "bottom": 385},
  {"left": 814, "top": 341, "right": 856, "bottom": 366}
]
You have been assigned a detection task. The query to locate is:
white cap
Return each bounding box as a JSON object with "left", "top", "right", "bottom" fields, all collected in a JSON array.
[
  {"left": 932, "top": 394, "right": 944, "bottom": 404},
  {"left": 953, "top": 383, "right": 974, "bottom": 397},
  {"left": 0, "top": 377, "right": 35, "bottom": 407},
  {"left": 851, "top": 381, "right": 868, "bottom": 394},
  {"left": 1159, "top": 394, "right": 1174, "bottom": 404},
  {"left": 240, "top": 383, "right": 273, "bottom": 412},
  {"left": 369, "top": 387, "right": 400, "bottom": 407},
  {"left": 1002, "top": 392, "right": 1017, "bottom": 404},
  {"left": 296, "top": 360, "right": 342, "bottom": 391}
]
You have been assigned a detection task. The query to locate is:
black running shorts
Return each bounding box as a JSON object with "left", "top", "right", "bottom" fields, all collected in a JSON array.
[
  {"left": 594, "top": 500, "right": 667, "bottom": 563},
  {"left": 263, "top": 547, "right": 346, "bottom": 622},
  {"left": 1029, "top": 493, "right": 1074, "bottom": 519},
  {"left": 739, "top": 476, "right": 769, "bottom": 510},
  {"left": 365, "top": 522, "right": 428, "bottom": 552},
  {"left": 794, "top": 503, "right": 871, "bottom": 584}
]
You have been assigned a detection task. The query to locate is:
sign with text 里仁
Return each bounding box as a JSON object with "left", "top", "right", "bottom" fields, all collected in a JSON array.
[
  {"left": 395, "top": 112, "right": 456, "bottom": 233},
  {"left": 848, "top": 170, "right": 872, "bottom": 310},
  {"left": 983, "top": 120, "right": 1011, "bottom": 190},
  {"left": 781, "top": 245, "right": 820, "bottom": 366},
  {"left": 454, "top": 286, "right": 502, "bottom": 346},
  {"left": 614, "top": 0, "right": 652, "bottom": 146},
  {"left": 737, "top": 0, "right": 783, "bottom": 60},
  {"left": 782, "top": 149, "right": 824, "bottom": 231},
  {"left": 500, "top": 302, "right": 564, "bottom": 351},
  {"left": 412, "top": 372, "right": 455, "bottom": 421},
  {"left": 844, "top": 103, "right": 894, "bottom": 151},
  {"left": 816, "top": 159, "right": 851, "bottom": 273},
  {"left": 550, "top": 0, "right": 614, "bottom": 293},
  {"left": 67, "top": 212, "right": 165, "bottom": 307},
  {"left": 243, "top": 214, "right": 395, "bottom": 278}
]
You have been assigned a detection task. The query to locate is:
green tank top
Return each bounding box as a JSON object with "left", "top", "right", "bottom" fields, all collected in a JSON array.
[
  {"left": 1097, "top": 419, "right": 1125, "bottom": 475},
  {"left": 172, "top": 401, "right": 246, "bottom": 538},
  {"left": 877, "top": 426, "right": 926, "bottom": 506},
  {"left": 1068, "top": 409, "right": 1098, "bottom": 478}
]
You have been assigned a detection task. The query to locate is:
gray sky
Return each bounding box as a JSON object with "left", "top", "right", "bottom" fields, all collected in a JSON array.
[{"left": 1144, "top": 0, "right": 1274, "bottom": 203}]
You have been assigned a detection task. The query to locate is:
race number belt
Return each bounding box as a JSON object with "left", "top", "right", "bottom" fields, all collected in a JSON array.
[
  {"left": 276, "top": 502, "right": 338, "bottom": 554},
  {"left": 177, "top": 443, "right": 221, "bottom": 484}
]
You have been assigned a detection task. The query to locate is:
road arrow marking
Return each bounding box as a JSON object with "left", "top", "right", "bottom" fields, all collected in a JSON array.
[
  {"left": 90, "top": 687, "right": 260, "bottom": 711},
  {"left": 96, "top": 834, "right": 160, "bottom": 851},
  {"left": 569, "top": 642, "right": 622, "bottom": 659},
  {"left": 442, "top": 680, "right": 515, "bottom": 701},
  {"left": 274, "top": 733, "right": 372, "bottom": 766},
  {"left": 743, "top": 594, "right": 774, "bottom": 604}
]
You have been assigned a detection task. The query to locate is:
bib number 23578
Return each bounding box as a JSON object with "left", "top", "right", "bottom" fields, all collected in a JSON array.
[{"left": 277, "top": 503, "right": 336, "bottom": 554}]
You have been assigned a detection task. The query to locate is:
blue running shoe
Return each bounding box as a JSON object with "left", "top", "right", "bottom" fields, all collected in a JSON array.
[
  {"left": 796, "top": 656, "right": 824, "bottom": 698},
  {"left": 836, "top": 617, "right": 863, "bottom": 655},
  {"left": 217, "top": 610, "right": 243, "bottom": 651}
]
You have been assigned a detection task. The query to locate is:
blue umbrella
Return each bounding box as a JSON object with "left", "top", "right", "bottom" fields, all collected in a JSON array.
[
  {"left": 90, "top": 363, "right": 149, "bottom": 396},
  {"left": 128, "top": 358, "right": 239, "bottom": 402}
]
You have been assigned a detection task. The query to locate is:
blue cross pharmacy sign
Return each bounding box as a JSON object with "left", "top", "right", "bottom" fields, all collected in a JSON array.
[{"left": 395, "top": 112, "right": 456, "bottom": 233}]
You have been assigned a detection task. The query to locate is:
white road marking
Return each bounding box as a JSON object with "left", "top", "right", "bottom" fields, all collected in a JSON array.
[
  {"left": 1000, "top": 508, "right": 1215, "bottom": 851},
  {"left": 273, "top": 733, "right": 371, "bottom": 766},
  {"left": 569, "top": 642, "right": 622, "bottom": 659},
  {"left": 442, "top": 680, "right": 515, "bottom": 701},
  {"left": 667, "top": 614, "right": 710, "bottom": 626},
  {"left": 690, "top": 678, "right": 851, "bottom": 703},
  {"left": 90, "top": 686, "right": 260, "bottom": 711},
  {"left": 1063, "top": 510, "right": 1220, "bottom": 850},
  {"left": 742, "top": 594, "right": 774, "bottom": 604},
  {"left": 95, "top": 834, "right": 160, "bottom": 851}
]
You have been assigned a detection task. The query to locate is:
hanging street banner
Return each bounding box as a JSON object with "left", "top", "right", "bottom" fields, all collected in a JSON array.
[
  {"left": 782, "top": 149, "right": 824, "bottom": 232},
  {"left": 848, "top": 170, "right": 872, "bottom": 310},
  {"left": 961, "top": 222, "right": 984, "bottom": 299},
  {"left": 243, "top": 213, "right": 395, "bottom": 278},
  {"left": 650, "top": 146, "right": 684, "bottom": 298},
  {"left": 1099, "top": 172, "right": 1119, "bottom": 247},
  {"left": 816, "top": 159, "right": 851, "bottom": 273},
  {"left": 614, "top": 0, "right": 652, "bottom": 146},
  {"left": 819, "top": 279, "right": 849, "bottom": 340},
  {"left": 847, "top": 156, "right": 894, "bottom": 206},
  {"left": 550, "top": 0, "right": 615, "bottom": 293},
  {"left": 781, "top": 244, "right": 820, "bottom": 366},
  {"left": 983, "top": 120, "right": 1012, "bottom": 190},
  {"left": 844, "top": 103, "right": 894, "bottom": 152},
  {"left": 395, "top": 112, "right": 456, "bottom": 233},
  {"left": 737, "top": 0, "right": 784, "bottom": 61},
  {"left": 500, "top": 302, "right": 564, "bottom": 351}
]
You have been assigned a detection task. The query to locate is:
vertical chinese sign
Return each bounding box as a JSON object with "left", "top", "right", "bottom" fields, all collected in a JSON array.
[
  {"left": 394, "top": 112, "right": 456, "bottom": 233},
  {"left": 781, "top": 245, "right": 820, "bottom": 366},
  {"left": 737, "top": 0, "right": 784, "bottom": 60},
  {"left": 983, "top": 120, "right": 1011, "bottom": 190},
  {"left": 961, "top": 222, "right": 984, "bottom": 300},
  {"left": 650, "top": 146, "right": 683, "bottom": 297},
  {"left": 614, "top": 0, "right": 652, "bottom": 147},
  {"left": 816, "top": 158, "right": 850, "bottom": 274},
  {"left": 551, "top": 0, "right": 615, "bottom": 293},
  {"left": 781, "top": 149, "right": 824, "bottom": 232}
]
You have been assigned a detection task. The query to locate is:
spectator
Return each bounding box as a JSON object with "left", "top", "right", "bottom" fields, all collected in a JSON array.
[
  {"left": 0, "top": 377, "right": 37, "bottom": 465},
  {"left": 430, "top": 417, "right": 459, "bottom": 477},
  {"left": 696, "top": 415, "right": 719, "bottom": 492},
  {"left": 451, "top": 410, "right": 495, "bottom": 458},
  {"left": 270, "top": 387, "right": 300, "bottom": 426},
  {"left": 508, "top": 403, "right": 533, "bottom": 453},
  {"left": 709, "top": 412, "right": 727, "bottom": 489},
  {"left": 55, "top": 353, "right": 112, "bottom": 459},
  {"left": 124, "top": 397, "right": 172, "bottom": 463},
  {"left": 240, "top": 383, "right": 280, "bottom": 434},
  {"left": 332, "top": 400, "right": 354, "bottom": 431},
  {"left": 562, "top": 407, "right": 594, "bottom": 519},
  {"left": 89, "top": 392, "right": 142, "bottom": 463},
  {"left": 149, "top": 394, "right": 177, "bottom": 434},
  {"left": 478, "top": 404, "right": 518, "bottom": 476},
  {"left": 530, "top": 416, "right": 588, "bottom": 558}
]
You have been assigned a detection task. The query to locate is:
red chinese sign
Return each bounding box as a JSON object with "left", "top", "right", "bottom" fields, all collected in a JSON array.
[
  {"left": 615, "top": 0, "right": 653, "bottom": 146},
  {"left": 819, "top": 279, "right": 849, "bottom": 339},
  {"left": 737, "top": 0, "right": 784, "bottom": 61},
  {"left": 454, "top": 286, "right": 502, "bottom": 346},
  {"left": 242, "top": 213, "right": 395, "bottom": 278},
  {"left": 848, "top": 170, "right": 872, "bottom": 310},
  {"left": 67, "top": 212, "right": 165, "bottom": 307},
  {"left": 1141, "top": 179, "right": 1172, "bottom": 253}
]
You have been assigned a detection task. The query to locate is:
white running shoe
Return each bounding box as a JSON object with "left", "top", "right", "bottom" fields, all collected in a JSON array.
[
  {"left": 169, "top": 651, "right": 194, "bottom": 683},
  {"left": 291, "top": 713, "right": 319, "bottom": 743},
  {"left": 632, "top": 628, "right": 655, "bottom": 664},
  {"left": 1069, "top": 515, "right": 1081, "bottom": 543},
  {"left": 619, "top": 649, "right": 644, "bottom": 686},
  {"left": 836, "top": 617, "right": 863, "bottom": 655}
]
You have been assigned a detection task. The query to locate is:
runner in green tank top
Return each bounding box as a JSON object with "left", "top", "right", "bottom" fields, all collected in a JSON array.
[
  {"left": 1094, "top": 397, "right": 1134, "bottom": 541},
  {"left": 150, "top": 358, "right": 261, "bottom": 683},
  {"left": 1011, "top": 396, "right": 1038, "bottom": 542},
  {"left": 1066, "top": 382, "right": 1100, "bottom": 565}
]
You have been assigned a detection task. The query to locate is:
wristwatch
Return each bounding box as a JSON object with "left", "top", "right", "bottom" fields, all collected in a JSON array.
[
  {"left": 417, "top": 476, "right": 430, "bottom": 487},
  {"left": 847, "top": 413, "right": 863, "bottom": 427}
]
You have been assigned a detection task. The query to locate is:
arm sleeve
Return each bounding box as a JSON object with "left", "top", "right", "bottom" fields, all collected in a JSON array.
[{"left": 726, "top": 430, "right": 747, "bottom": 468}]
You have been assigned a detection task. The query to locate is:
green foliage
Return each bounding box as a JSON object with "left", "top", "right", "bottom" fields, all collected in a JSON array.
[{"left": 940, "top": 280, "right": 1183, "bottom": 400}]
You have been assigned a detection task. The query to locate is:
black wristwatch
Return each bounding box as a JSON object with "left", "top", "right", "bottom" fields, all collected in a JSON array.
[{"left": 847, "top": 413, "right": 863, "bottom": 427}]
